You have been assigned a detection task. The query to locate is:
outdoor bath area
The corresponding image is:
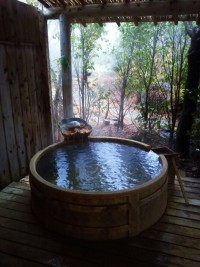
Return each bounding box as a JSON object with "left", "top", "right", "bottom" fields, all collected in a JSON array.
[
  {"left": 29, "top": 118, "right": 168, "bottom": 240},
  {"left": 1, "top": 1, "right": 200, "bottom": 266},
  {"left": 0, "top": 118, "right": 199, "bottom": 264},
  {"left": 1, "top": 173, "right": 200, "bottom": 266}
]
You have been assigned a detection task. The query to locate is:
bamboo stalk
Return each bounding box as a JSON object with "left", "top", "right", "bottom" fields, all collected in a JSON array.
[{"left": 172, "top": 158, "right": 189, "bottom": 205}]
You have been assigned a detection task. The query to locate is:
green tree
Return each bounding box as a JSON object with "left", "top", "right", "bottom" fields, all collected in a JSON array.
[
  {"left": 113, "top": 23, "right": 164, "bottom": 130},
  {"left": 160, "top": 22, "right": 189, "bottom": 146},
  {"left": 112, "top": 23, "right": 139, "bottom": 130},
  {"left": 24, "top": 0, "right": 41, "bottom": 8},
  {"left": 71, "top": 24, "right": 104, "bottom": 121},
  {"left": 132, "top": 23, "right": 162, "bottom": 130},
  {"left": 175, "top": 24, "right": 200, "bottom": 156},
  {"left": 50, "top": 60, "right": 63, "bottom": 141}
]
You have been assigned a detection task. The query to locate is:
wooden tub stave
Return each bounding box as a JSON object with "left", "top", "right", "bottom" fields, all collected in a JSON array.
[{"left": 29, "top": 137, "right": 168, "bottom": 240}]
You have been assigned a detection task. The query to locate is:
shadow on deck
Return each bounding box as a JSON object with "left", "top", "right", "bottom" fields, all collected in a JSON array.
[{"left": 0, "top": 177, "right": 200, "bottom": 267}]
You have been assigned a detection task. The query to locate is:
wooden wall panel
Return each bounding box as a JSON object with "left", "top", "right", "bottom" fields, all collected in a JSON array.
[
  {"left": 6, "top": 46, "right": 27, "bottom": 177},
  {"left": 0, "top": 0, "right": 52, "bottom": 189},
  {"left": 0, "top": 46, "right": 20, "bottom": 181},
  {"left": 0, "top": 48, "right": 11, "bottom": 189}
]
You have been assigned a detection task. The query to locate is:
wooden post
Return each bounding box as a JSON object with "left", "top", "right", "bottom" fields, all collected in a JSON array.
[
  {"left": 172, "top": 159, "right": 189, "bottom": 205},
  {"left": 59, "top": 14, "right": 73, "bottom": 118}
]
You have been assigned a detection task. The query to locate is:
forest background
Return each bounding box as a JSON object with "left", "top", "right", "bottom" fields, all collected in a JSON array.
[{"left": 21, "top": 0, "right": 200, "bottom": 176}]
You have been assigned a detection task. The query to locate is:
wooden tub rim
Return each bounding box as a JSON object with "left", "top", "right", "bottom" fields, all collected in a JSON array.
[{"left": 29, "top": 137, "right": 168, "bottom": 197}]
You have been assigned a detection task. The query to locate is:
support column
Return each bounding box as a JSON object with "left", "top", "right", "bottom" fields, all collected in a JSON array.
[{"left": 59, "top": 14, "right": 73, "bottom": 118}]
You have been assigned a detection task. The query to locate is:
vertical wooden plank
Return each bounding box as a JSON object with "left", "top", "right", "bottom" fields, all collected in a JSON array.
[
  {"left": 0, "top": 46, "right": 20, "bottom": 181},
  {"left": 0, "top": 98, "right": 11, "bottom": 189},
  {"left": 28, "top": 9, "right": 45, "bottom": 149},
  {"left": 0, "top": 0, "right": 53, "bottom": 190},
  {"left": 32, "top": 47, "right": 47, "bottom": 149},
  {"left": 129, "top": 194, "right": 140, "bottom": 237},
  {"left": 21, "top": 3, "right": 39, "bottom": 45},
  {"left": 16, "top": 47, "right": 33, "bottom": 163},
  {"left": 6, "top": 45, "right": 27, "bottom": 177},
  {"left": 24, "top": 46, "right": 42, "bottom": 154},
  {"left": 25, "top": 5, "right": 32, "bottom": 44},
  {"left": 0, "top": 47, "right": 11, "bottom": 189},
  {"left": 31, "top": 5, "right": 40, "bottom": 45},
  {"left": 0, "top": 6, "right": 5, "bottom": 42},
  {"left": 15, "top": 1, "right": 29, "bottom": 45},
  {"left": 38, "top": 15, "right": 53, "bottom": 145},
  {"left": 14, "top": 0, "right": 23, "bottom": 45},
  {"left": 1, "top": 0, "right": 16, "bottom": 43},
  {"left": 15, "top": 2, "right": 33, "bottom": 162}
]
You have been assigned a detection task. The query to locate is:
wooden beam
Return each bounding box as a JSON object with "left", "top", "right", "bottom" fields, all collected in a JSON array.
[
  {"left": 196, "top": 14, "right": 200, "bottom": 26},
  {"left": 45, "top": 1, "right": 200, "bottom": 20},
  {"left": 57, "top": 0, "right": 67, "bottom": 7},
  {"left": 59, "top": 14, "right": 73, "bottom": 118},
  {"left": 133, "top": 17, "right": 139, "bottom": 26},
  {"left": 114, "top": 17, "right": 120, "bottom": 27},
  {"left": 38, "top": 0, "right": 51, "bottom": 8}
]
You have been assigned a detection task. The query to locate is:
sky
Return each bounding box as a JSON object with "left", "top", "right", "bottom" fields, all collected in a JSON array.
[
  {"left": 48, "top": 21, "right": 120, "bottom": 76},
  {"left": 17, "top": 0, "right": 121, "bottom": 77}
]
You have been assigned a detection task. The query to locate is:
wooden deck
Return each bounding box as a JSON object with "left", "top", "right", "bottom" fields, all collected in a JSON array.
[{"left": 0, "top": 177, "right": 200, "bottom": 267}]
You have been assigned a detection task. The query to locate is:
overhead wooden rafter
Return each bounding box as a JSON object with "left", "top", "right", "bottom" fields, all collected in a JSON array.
[
  {"left": 37, "top": 0, "right": 200, "bottom": 25},
  {"left": 36, "top": 0, "right": 200, "bottom": 119}
]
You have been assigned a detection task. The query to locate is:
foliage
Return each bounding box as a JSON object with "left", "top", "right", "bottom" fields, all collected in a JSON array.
[
  {"left": 131, "top": 23, "right": 163, "bottom": 129},
  {"left": 24, "top": 0, "right": 41, "bottom": 8},
  {"left": 191, "top": 117, "right": 200, "bottom": 147},
  {"left": 159, "top": 22, "right": 189, "bottom": 145},
  {"left": 111, "top": 22, "right": 190, "bottom": 145},
  {"left": 111, "top": 23, "right": 139, "bottom": 130},
  {"left": 112, "top": 23, "right": 166, "bottom": 130},
  {"left": 50, "top": 59, "right": 63, "bottom": 141},
  {"left": 71, "top": 24, "right": 105, "bottom": 121},
  {"left": 175, "top": 24, "right": 200, "bottom": 155},
  {"left": 47, "top": 19, "right": 192, "bottom": 146}
]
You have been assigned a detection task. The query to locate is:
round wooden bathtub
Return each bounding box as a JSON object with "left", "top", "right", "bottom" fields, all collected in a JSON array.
[{"left": 29, "top": 137, "right": 168, "bottom": 240}]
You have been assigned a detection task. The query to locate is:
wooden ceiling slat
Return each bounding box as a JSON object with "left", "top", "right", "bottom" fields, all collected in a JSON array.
[
  {"left": 38, "top": 0, "right": 200, "bottom": 25},
  {"left": 38, "top": 0, "right": 51, "bottom": 8},
  {"left": 58, "top": 0, "right": 67, "bottom": 6}
]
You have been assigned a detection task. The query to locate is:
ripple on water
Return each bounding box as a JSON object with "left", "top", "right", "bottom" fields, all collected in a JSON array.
[{"left": 36, "top": 142, "right": 162, "bottom": 192}]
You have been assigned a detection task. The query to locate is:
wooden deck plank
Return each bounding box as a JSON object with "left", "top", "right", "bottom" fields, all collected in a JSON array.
[
  {"left": 7, "top": 181, "right": 31, "bottom": 190},
  {"left": 168, "top": 201, "right": 200, "bottom": 213},
  {"left": 0, "top": 191, "right": 31, "bottom": 204},
  {"left": 169, "top": 189, "right": 200, "bottom": 200},
  {"left": 141, "top": 228, "right": 200, "bottom": 250},
  {"left": 0, "top": 206, "right": 37, "bottom": 223},
  {"left": 153, "top": 222, "right": 200, "bottom": 239},
  {"left": 0, "top": 216, "right": 51, "bottom": 238},
  {"left": 0, "top": 198, "right": 31, "bottom": 213},
  {"left": 165, "top": 207, "right": 200, "bottom": 220},
  {"left": 181, "top": 177, "right": 200, "bottom": 184},
  {"left": 161, "top": 214, "right": 200, "bottom": 229},
  {"left": 0, "top": 252, "right": 47, "bottom": 267},
  {"left": 173, "top": 183, "right": 200, "bottom": 194},
  {"left": 2, "top": 185, "right": 31, "bottom": 197},
  {"left": 168, "top": 195, "right": 200, "bottom": 206},
  {"left": 1, "top": 178, "right": 200, "bottom": 266},
  {"left": 129, "top": 238, "right": 200, "bottom": 266}
]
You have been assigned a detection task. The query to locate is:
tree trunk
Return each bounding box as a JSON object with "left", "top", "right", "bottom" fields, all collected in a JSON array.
[
  {"left": 118, "top": 84, "right": 126, "bottom": 130},
  {"left": 175, "top": 27, "right": 200, "bottom": 156}
]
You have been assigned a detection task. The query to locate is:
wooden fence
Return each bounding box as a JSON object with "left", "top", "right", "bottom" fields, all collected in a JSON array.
[{"left": 0, "top": 0, "right": 52, "bottom": 189}]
